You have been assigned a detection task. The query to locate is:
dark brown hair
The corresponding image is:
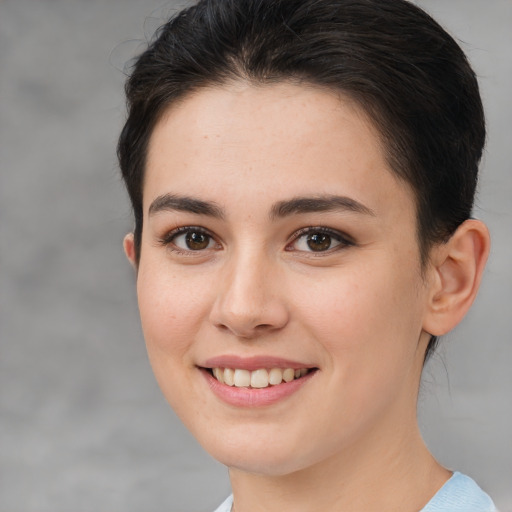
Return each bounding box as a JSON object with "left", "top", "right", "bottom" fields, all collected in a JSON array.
[{"left": 118, "top": 0, "right": 485, "bottom": 360}]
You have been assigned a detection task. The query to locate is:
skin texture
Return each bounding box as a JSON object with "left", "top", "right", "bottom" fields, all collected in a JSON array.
[{"left": 124, "top": 83, "right": 489, "bottom": 511}]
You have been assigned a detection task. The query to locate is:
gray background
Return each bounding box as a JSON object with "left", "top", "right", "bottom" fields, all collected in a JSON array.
[{"left": 1, "top": 1, "right": 510, "bottom": 511}]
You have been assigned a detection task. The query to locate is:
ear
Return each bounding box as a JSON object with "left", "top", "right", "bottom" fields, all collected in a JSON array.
[
  {"left": 123, "top": 232, "right": 138, "bottom": 270},
  {"left": 423, "top": 219, "right": 490, "bottom": 336}
]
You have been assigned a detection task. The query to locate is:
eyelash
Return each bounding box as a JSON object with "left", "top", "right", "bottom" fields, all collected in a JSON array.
[
  {"left": 286, "top": 226, "right": 354, "bottom": 254},
  {"left": 159, "top": 226, "right": 354, "bottom": 255},
  {"left": 159, "top": 226, "right": 220, "bottom": 255}
]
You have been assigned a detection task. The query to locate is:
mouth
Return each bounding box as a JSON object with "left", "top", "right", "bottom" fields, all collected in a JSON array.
[
  {"left": 208, "top": 367, "right": 314, "bottom": 388},
  {"left": 198, "top": 356, "right": 318, "bottom": 406}
]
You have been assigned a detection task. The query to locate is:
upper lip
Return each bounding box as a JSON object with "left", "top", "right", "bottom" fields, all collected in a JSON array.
[{"left": 200, "top": 355, "right": 316, "bottom": 371}]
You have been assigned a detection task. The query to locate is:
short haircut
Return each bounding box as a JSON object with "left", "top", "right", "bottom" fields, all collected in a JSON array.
[{"left": 118, "top": 0, "right": 485, "bottom": 361}]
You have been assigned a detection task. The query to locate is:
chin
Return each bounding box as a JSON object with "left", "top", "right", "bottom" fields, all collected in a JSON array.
[
  {"left": 195, "top": 426, "right": 326, "bottom": 477},
  {"left": 218, "top": 451, "right": 306, "bottom": 477}
]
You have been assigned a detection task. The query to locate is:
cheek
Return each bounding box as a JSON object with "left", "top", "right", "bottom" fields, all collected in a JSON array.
[
  {"left": 136, "top": 261, "right": 211, "bottom": 358},
  {"left": 292, "top": 258, "right": 425, "bottom": 372},
  {"left": 135, "top": 261, "right": 218, "bottom": 420},
  {"left": 288, "top": 263, "right": 426, "bottom": 442}
]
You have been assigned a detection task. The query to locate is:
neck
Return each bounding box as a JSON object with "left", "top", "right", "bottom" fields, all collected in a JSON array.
[{"left": 228, "top": 416, "right": 450, "bottom": 512}]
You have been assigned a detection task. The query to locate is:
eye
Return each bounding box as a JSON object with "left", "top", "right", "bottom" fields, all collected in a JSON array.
[
  {"left": 288, "top": 228, "right": 352, "bottom": 253},
  {"left": 162, "top": 227, "right": 218, "bottom": 252}
]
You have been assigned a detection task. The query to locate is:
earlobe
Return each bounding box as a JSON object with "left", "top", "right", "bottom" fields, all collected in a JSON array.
[
  {"left": 423, "top": 219, "right": 490, "bottom": 336},
  {"left": 123, "top": 232, "right": 138, "bottom": 270}
]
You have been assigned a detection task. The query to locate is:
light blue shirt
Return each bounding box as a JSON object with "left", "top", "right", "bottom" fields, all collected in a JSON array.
[
  {"left": 421, "top": 472, "right": 496, "bottom": 512},
  {"left": 213, "top": 472, "right": 496, "bottom": 512}
]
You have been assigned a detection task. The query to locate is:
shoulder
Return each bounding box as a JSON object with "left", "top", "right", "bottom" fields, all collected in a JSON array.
[
  {"left": 421, "top": 472, "right": 497, "bottom": 512},
  {"left": 212, "top": 494, "right": 233, "bottom": 512}
]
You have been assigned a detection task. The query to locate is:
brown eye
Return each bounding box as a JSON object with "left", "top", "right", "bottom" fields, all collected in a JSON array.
[
  {"left": 289, "top": 228, "right": 352, "bottom": 253},
  {"left": 168, "top": 229, "right": 216, "bottom": 251},
  {"left": 185, "top": 231, "right": 210, "bottom": 250},
  {"left": 306, "top": 232, "right": 332, "bottom": 251}
]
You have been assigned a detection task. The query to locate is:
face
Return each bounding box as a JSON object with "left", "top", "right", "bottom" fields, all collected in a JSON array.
[{"left": 128, "top": 83, "right": 433, "bottom": 476}]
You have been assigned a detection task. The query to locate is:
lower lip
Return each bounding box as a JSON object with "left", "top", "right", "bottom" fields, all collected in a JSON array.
[{"left": 201, "top": 369, "right": 317, "bottom": 407}]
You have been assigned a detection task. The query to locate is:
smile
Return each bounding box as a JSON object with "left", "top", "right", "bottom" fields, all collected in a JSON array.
[
  {"left": 211, "top": 367, "right": 311, "bottom": 388},
  {"left": 200, "top": 356, "right": 318, "bottom": 406}
]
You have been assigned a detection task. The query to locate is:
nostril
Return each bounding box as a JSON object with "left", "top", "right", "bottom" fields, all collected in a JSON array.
[
  {"left": 213, "top": 319, "right": 275, "bottom": 338},
  {"left": 255, "top": 323, "right": 273, "bottom": 330},
  {"left": 209, "top": 293, "right": 290, "bottom": 337}
]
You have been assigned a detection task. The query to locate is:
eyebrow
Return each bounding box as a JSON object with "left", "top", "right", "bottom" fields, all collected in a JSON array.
[
  {"left": 148, "top": 193, "right": 225, "bottom": 219},
  {"left": 147, "top": 193, "right": 375, "bottom": 220},
  {"left": 270, "top": 195, "right": 376, "bottom": 219}
]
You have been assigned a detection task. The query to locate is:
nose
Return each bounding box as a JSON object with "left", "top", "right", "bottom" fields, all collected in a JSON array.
[{"left": 209, "top": 250, "right": 289, "bottom": 339}]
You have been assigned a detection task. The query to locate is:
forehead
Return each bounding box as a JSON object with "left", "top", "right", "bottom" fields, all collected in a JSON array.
[{"left": 144, "top": 82, "right": 413, "bottom": 219}]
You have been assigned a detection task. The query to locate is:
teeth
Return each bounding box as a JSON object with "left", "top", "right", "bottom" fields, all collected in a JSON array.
[
  {"left": 250, "top": 369, "right": 269, "bottom": 388},
  {"left": 268, "top": 368, "right": 284, "bottom": 385},
  {"left": 213, "top": 367, "right": 224, "bottom": 384},
  {"left": 282, "top": 368, "right": 295, "bottom": 382},
  {"left": 234, "top": 369, "right": 251, "bottom": 387},
  {"left": 224, "top": 368, "right": 235, "bottom": 386},
  {"left": 211, "top": 367, "right": 310, "bottom": 388}
]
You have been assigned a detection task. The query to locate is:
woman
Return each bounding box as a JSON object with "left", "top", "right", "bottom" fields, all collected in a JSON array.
[{"left": 118, "top": 0, "right": 495, "bottom": 510}]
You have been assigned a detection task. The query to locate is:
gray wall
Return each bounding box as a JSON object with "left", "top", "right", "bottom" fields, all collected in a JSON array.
[{"left": 1, "top": 1, "right": 510, "bottom": 511}]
